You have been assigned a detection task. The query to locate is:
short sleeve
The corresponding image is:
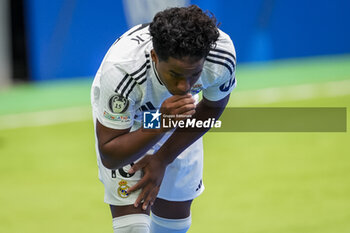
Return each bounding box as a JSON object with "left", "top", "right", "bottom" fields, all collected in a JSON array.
[
  {"left": 202, "top": 69, "right": 236, "bottom": 102},
  {"left": 92, "top": 63, "right": 140, "bottom": 129},
  {"left": 202, "top": 36, "right": 237, "bottom": 102}
]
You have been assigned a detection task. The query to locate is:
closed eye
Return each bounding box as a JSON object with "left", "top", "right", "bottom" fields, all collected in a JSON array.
[
  {"left": 170, "top": 71, "right": 182, "bottom": 78},
  {"left": 192, "top": 71, "right": 202, "bottom": 77}
]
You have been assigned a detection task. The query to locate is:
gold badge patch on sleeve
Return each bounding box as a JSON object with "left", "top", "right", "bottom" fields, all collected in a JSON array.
[{"left": 108, "top": 94, "right": 129, "bottom": 113}]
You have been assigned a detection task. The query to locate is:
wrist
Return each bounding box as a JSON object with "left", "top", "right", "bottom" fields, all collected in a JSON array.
[{"left": 154, "top": 149, "right": 174, "bottom": 166}]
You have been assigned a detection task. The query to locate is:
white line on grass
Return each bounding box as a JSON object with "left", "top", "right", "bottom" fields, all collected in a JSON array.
[
  {"left": 0, "top": 106, "right": 92, "bottom": 130},
  {"left": 0, "top": 80, "right": 349, "bottom": 130},
  {"left": 230, "top": 79, "right": 350, "bottom": 106}
]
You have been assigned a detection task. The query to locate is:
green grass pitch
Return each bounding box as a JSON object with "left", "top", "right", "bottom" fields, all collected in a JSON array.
[{"left": 0, "top": 55, "right": 349, "bottom": 232}]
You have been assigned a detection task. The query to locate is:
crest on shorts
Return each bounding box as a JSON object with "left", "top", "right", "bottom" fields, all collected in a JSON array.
[
  {"left": 108, "top": 94, "right": 129, "bottom": 113},
  {"left": 117, "top": 180, "right": 130, "bottom": 198}
]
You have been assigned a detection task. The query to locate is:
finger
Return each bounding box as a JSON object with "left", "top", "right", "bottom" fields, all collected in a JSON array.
[
  {"left": 181, "top": 109, "right": 196, "bottom": 117},
  {"left": 165, "top": 96, "right": 194, "bottom": 110},
  {"left": 161, "top": 95, "right": 194, "bottom": 115},
  {"left": 134, "top": 183, "right": 155, "bottom": 208},
  {"left": 175, "top": 104, "right": 196, "bottom": 115},
  {"left": 127, "top": 175, "right": 148, "bottom": 193},
  {"left": 133, "top": 186, "right": 149, "bottom": 208},
  {"left": 167, "top": 93, "right": 192, "bottom": 102},
  {"left": 128, "top": 157, "right": 148, "bottom": 174},
  {"left": 139, "top": 185, "right": 154, "bottom": 210},
  {"left": 169, "top": 97, "right": 195, "bottom": 109},
  {"left": 142, "top": 186, "right": 160, "bottom": 210}
]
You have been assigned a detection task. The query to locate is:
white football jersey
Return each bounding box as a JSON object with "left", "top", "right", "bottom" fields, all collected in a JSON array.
[
  {"left": 91, "top": 23, "right": 236, "bottom": 135},
  {"left": 91, "top": 23, "right": 237, "bottom": 203}
]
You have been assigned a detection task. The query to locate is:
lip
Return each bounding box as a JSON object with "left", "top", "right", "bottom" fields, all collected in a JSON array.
[{"left": 171, "top": 90, "right": 190, "bottom": 96}]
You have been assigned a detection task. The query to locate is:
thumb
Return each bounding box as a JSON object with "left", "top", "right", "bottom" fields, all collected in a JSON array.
[{"left": 128, "top": 156, "right": 149, "bottom": 173}]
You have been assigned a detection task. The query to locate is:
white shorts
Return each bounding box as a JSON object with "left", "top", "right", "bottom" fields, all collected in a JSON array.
[{"left": 97, "top": 138, "right": 204, "bottom": 206}]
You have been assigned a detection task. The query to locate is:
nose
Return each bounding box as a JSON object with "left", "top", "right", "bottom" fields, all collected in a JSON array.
[{"left": 177, "top": 79, "right": 191, "bottom": 93}]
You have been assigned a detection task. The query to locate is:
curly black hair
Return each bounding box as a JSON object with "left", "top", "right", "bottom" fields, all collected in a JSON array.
[{"left": 149, "top": 5, "right": 219, "bottom": 61}]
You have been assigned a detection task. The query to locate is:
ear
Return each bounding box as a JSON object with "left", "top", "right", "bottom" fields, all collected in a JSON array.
[{"left": 150, "top": 49, "right": 158, "bottom": 64}]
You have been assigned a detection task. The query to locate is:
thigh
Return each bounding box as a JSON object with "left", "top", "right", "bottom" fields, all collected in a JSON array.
[
  {"left": 151, "top": 198, "right": 193, "bottom": 219},
  {"left": 110, "top": 204, "right": 150, "bottom": 218}
]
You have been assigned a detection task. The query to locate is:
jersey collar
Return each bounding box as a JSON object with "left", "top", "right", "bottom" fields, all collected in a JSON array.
[{"left": 151, "top": 60, "right": 164, "bottom": 86}]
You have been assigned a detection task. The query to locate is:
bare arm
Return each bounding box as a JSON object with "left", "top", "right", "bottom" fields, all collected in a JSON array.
[
  {"left": 128, "top": 94, "right": 230, "bottom": 209},
  {"left": 96, "top": 121, "right": 164, "bottom": 169},
  {"left": 96, "top": 94, "right": 196, "bottom": 169}
]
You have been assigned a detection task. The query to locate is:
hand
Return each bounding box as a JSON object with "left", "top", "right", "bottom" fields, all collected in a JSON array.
[
  {"left": 127, "top": 154, "right": 167, "bottom": 210},
  {"left": 161, "top": 94, "right": 196, "bottom": 119}
]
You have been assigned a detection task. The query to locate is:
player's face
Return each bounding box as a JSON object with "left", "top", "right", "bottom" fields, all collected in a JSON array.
[{"left": 151, "top": 50, "right": 204, "bottom": 95}]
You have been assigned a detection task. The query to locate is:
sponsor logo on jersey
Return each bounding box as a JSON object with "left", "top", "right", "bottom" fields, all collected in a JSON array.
[
  {"left": 108, "top": 94, "right": 129, "bottom": 113},
  {"left": 117, "top": 180, "right": 130, "bottom": 198},
  {"left": 103, "top": 111, "right": 131, "bottom": 123}
]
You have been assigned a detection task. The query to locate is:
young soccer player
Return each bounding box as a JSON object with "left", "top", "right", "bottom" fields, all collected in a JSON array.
[{"left": 91, "top": 5, "right": 236, "bottom": 232}]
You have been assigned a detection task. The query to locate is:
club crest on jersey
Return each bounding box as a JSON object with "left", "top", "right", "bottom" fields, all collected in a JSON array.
[
  {"left": 109, "top": 94, "right": 129, "bottom": 113},
  {"left": 117, "top": 180, "right": 130, "bottom": 198},
  {"left": 190, "top": 84, "right": 203, "bottom": 95}
]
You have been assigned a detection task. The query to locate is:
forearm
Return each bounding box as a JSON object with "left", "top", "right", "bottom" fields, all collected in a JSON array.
[
  {"left": 99, "top": 126, "right": 165, "bottom": 169},
  {"left": 156, "top": 96, "right": 229, "bottom": 165},
  {"left": 98, "top": 94, "right": 197, "bottom": 170}
]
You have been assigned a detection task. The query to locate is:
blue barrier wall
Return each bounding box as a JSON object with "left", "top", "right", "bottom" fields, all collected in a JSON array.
[
  {"left": 192, "top": 0, "right": 350, "bottom": 62},
  {"left": 24, "top": 0, "right": 129, "bottom": 81},
  {"left": 24, "top": 0, "right": 350, "bottom": 81}
]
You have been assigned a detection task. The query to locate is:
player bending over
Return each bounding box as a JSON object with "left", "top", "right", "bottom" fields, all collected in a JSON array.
[{"left": 91, "top": 5, "right": 236, "bottom": 233}]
